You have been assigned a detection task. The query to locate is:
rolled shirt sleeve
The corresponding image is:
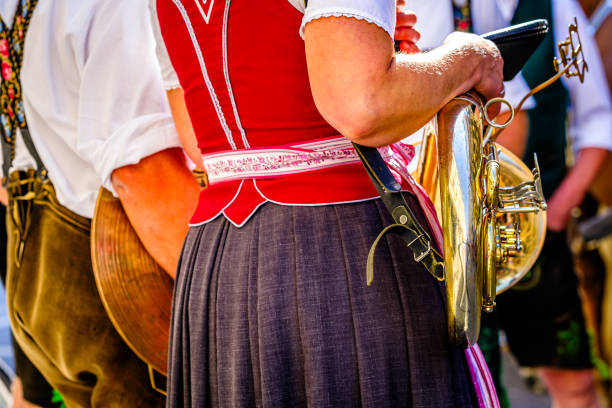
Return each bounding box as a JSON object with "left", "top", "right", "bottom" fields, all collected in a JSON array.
[
  {"left": 74, "top": 0, "right": 181, "bottom": 194},
  {"left": 290, "top": 0, "right": 396, "bottom": 40},
  {"left": 554, "top": 0, "right": 612, "bottom": 153}
]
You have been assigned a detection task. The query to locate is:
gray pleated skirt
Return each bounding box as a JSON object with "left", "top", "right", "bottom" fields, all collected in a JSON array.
[{"left": 167, "top": 195, "right": 475, "bottom": 407}]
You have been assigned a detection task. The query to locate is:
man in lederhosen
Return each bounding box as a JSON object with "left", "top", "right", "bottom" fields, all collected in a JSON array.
[{"left": 0, "top": 0, "right": 199, "bottom": 406}]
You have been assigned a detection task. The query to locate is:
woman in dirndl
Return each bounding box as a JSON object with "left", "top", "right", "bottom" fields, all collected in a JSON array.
[{"left": 155, "top": 0, "right": 504, "bottom": 406}]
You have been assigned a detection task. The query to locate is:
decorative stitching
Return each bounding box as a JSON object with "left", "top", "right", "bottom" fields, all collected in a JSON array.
[
  {"left": 193, "top": 0, "right": 215, "bottom": 24},
  {"left": 203, "top": 147, "right": 361, "bottom": 184},
  {"left": 452, "top": 0, "right": 472, "bottom": 32},
  {"left": 171, "top": 0, "right": 237, "bottom": 149},
  {"left": 222, "top": 0, "right": 250, "bottom": 148},
  {"left": 201, "top": 137, "right": 415, "bottom": 185}
]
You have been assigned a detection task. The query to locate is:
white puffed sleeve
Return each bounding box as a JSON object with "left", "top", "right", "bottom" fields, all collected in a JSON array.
[
  {"left": 290, "top": 0, "right": 396, "bottom": 40},
  {"left": 149, "top": 0, "right": 181, "bottom": 90},
  {"left": 73, "top": 0, "right": 181, "bottom": 194}
]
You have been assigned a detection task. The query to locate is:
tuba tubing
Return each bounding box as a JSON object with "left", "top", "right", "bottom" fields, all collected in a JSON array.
[
  {"left": 437, "top": 94, "right": 484, "bottom": 347},
  {"left": 435, "top": 93, "right": 546, "bottom": 347}
]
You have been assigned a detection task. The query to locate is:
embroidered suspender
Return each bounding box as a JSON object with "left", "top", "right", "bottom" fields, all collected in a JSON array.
[
  {"left": 0, "top": 0, "right": 45, "bottom": 186},
  {"left": 452, "top": 0, "right": 473, "bottom": 32},
  {"left": 0, "top": 0, "right": 45, "bottom": 267}
]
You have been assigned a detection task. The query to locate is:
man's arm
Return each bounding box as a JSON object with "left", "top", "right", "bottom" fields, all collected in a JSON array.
[
  {"left": 111, "top": 147, "right": 199, "bottom": 278},
  {"left": 545, "top": 0, "right": 612, "bottom": 230},
  {"left": 74, "top": 0, "right": 201, "bottom": 277},
  {"left": 546, "top": 147, "right": 609, "bottom": 231}
]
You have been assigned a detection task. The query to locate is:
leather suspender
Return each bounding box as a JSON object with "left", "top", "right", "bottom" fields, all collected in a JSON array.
[
  {"left": 352, "top": 144, "right": 445, "bottom": 285},
  {"left": 452, "top": 0, "right": 473, "bottom": 32},
  {"left": 0, "top": 0, "right": 45, "bottom": 186}
]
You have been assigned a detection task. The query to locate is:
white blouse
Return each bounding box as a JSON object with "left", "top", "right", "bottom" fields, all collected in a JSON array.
[
  {"left": 150, "top": 0, "right": 181, "bottom": 90},
  {"left": 0, "top": 0, "right": 181, "bottom": 218},
  {"left": 288, "top": 0, "right": 396, "bottom": 39}
]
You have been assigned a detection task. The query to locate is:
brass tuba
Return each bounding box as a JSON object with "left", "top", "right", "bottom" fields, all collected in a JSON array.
[
  {"left": 414, "top": 96, "right": 547, "bottom": 347},
  {"left": 411, "top": 17, "right": 589, "bottom": 347}
]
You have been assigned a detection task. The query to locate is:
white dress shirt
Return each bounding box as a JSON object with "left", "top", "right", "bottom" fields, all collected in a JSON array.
[
  {"left": 0, "top": 0, "right": 181, "bottom": 218},
  {"left": 405, "top": 0, "right": 612, "bottom": 154},
  {"left": 405, "top": 0, "right": 532, "bottom": 109},
  {"left": 556, "top": 0, "right": 612, "bottom": 154}
]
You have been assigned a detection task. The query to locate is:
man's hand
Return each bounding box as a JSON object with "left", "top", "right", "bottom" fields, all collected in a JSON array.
[{"left": 395, "top": 2, "right": 420, "bottom": 54}]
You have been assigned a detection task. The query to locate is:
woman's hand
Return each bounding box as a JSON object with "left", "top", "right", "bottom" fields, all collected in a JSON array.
[
  {"left": 444, "top": 32, "right": 505, "bottom": 117},
  {"left": 395, "top": 1, "right": 420, "bottom": 54}
]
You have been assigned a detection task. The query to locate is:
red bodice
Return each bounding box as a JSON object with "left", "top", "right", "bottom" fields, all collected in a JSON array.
[{"left": 157, "top": 0, "right": 389, "bottom": 226}]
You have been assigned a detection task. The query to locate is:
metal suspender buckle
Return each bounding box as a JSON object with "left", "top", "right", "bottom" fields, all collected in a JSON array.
[{"left": 412, "top": 239, "right": 430, "bottom": 263}]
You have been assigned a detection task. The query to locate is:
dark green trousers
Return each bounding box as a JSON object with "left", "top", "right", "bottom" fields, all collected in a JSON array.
[{"left": 5, "top": 172, "right": 165, "bottom": 408}]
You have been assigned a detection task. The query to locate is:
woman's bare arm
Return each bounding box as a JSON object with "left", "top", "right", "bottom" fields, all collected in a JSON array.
[
  {"left": 167, "top": 88, "right": 203, "bottom": 169},
  {"left": 304, "top": 17, "right": 504, "bottom": 147}
]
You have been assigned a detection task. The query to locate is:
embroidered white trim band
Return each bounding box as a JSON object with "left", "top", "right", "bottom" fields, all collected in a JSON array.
[
  {"left": 202, "top": 136, "right": 416, "bottom": 185},
  {"left": 202, "top": 137, "right": 361, "bottom": 184}
]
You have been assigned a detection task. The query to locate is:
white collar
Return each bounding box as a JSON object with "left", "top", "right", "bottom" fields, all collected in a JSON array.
[{"left": 0, "top": 0, "right": 20, "bottom": 29}]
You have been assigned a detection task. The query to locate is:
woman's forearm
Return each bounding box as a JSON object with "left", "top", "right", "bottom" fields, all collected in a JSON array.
[{"left": 305, "top": 17, "right": 503, "bottom": 147}]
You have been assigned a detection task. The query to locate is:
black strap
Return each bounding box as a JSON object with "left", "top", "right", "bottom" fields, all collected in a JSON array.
[
  {"left": 0, "top": 0, "right": 44, "bottom": 185},
  {"left": 20, "top": 127, "right": 47, "bottom": 179},
  {"left": 352, "top": 144, "right": 444, "bottom": 285}
]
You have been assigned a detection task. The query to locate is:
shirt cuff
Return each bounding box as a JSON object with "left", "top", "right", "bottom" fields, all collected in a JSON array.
[
  {"left": 163, "top": 76, "right": 182, "bottom": 91},
  {"left": 93, "top": 113, "right": 182, "bottom": 195},
  {"left": 570, "top": 113, "right": 612, "bottom": 154}
]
